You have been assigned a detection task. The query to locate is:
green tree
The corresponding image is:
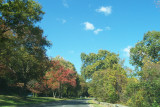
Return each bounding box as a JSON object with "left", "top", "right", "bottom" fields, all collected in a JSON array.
[
  {"left": 130, "top": 31, "right": 160, "bottom": 69},
  {"left": 81, "top": 50, "right": 127, "bottom": 103},
  {"left": 0, "top": 0, "right": 51, "bottom": 96},
  {"left": 0, "top": 0, "right": 44, "bottom": 37},
  {"left": 81, "top": 50, "right": 119, "bottom": 79},
  {"left": 76, "top": 74, "right": 88, "bottom": 97},
  {"left": 126, "top": 59, "right": 160, "bottom": 107},
  {"left": 127, "top": 31, "right": 160, "bottom": 107},
  {"left": 89, "top": 64, "right": 127, "bottom": 103}
]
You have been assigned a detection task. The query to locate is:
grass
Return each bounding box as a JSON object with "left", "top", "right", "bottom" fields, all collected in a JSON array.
[
  {"left": 88, "top": 99, "right": 105, "bottom": 107},
  {"left": 0, "top": 95, "right": 68, "bottom": 107}
]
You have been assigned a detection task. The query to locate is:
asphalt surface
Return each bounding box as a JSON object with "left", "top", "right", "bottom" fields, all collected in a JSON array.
[{"left": 21, "top": 99, "right": 90, "bottom": 107}]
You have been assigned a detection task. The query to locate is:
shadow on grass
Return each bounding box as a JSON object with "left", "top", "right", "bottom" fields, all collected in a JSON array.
[
  {"left": 24, "top": 99, "right": 93, "bottom": 107},
  {"left": 0, "top": 95, "right": 57, "bottom": 106},
  {"left": 0, "top": 95, "right": 93, "bottom": 107}
]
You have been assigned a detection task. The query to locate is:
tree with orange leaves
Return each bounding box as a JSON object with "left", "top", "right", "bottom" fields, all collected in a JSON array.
[{"left": 45, "top": 60, "right": 76, "bottom": 98}]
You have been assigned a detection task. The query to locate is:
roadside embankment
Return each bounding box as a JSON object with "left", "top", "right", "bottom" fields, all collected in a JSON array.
[{"left": 88, "top": 99, "right": 128, "bottom": 107}]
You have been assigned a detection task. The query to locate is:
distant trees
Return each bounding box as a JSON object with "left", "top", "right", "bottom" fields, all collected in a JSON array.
[
  {"left": 25, "top": 57, "right": 88, "bottom": 98},
  {"left": 76, "top": 75, "right": 88, "bottom": 97},
  {"left": 27, "top": 80, "right": 44, "bottom": 97}
]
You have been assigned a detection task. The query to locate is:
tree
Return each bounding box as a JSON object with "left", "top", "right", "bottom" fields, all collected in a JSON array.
[
  {"left": 81, "top": 50, "right": 119, "bottom": 80},
  {"left": 88, "top": 64, "right": 127, "bottom": 103},
  {"left": 81, "top": 50, "right": 127, "bottom": 103},
  {"left": 126, "top": 31, "right": 160, "bottom": 106},
  {"left": 77, "top": 75, "right": 89, "bottom": 97},
  {"left": 44, "top": 60, "right": 76, "bottom": 98},
  {"left": 0, "top": 0, "right": 51, "bottom": 96},
  {"left": 0, "top": 0, "right": 44, "bottom": 37},
  {"left": 130, "top": 31, "right": 160, "bottom": 69},
  {"left": 126, "top": 58, "right": 160, "bottom": 107},
  {"left": 53, "top": 56, "right": 76, "bottom": 71},
  {"left": 27, "top": 80, "right": 44, "bottom": 97}
]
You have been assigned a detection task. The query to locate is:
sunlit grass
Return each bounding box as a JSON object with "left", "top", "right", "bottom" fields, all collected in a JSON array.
[
  {"left": 88, "top": 100, "right": 105, "bottom": 107},
  {"left": 0, "top": 95, "right": 66, "bottom": 107}
]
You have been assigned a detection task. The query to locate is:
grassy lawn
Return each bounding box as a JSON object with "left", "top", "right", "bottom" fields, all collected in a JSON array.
[
  {"left": 0, "top": 95, "right": 67, "bottom": 107},
  {"left": 88, "top": 100, "right": 105, "bottom": 107}
]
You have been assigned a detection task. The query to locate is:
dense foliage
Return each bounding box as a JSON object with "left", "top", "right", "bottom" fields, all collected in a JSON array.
[
  {"left": 130, "top": 31, "right": 160, "bottom": 69},
  {"left": 81, "top": 50, "right": 127, "bottom": 103},
  {"left": 0, "top": 0, "right": 88, "bottom": 98},
  {"left": 44, "top": 59, "right": 76, "bottom": 98},
  {"left": 126, "top": 31, "right": 160, "bottom": 107},
  {"left": 81, "top": 50, "right": 119, "bottom": 79},
  {"left": 125, "top": 59, "right": 160, "bottom": 107},
  {"left": 0, "top": 0, "right": 51, "bottom": 96},
  {"left": 26, "top": 57, "right": 88, "bottom": 98},
  {"left": 81, "top": 31, "right": 160, "bottom": 106}
]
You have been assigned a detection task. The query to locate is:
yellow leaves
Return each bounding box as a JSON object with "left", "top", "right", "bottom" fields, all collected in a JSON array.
[
  {"left": 128, "top": 77, "right": 138, "bottom": 83},
  {"left": 126, "top": 98, "right": 132, "bottom": 105},
  {"left": 126, "top": 90, "right": 145, "bottom": 106},
  {"left": 90, "top": 67, "right": 128, "bottom": 103}
]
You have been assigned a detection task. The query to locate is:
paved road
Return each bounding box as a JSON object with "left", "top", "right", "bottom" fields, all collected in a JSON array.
[{"left": 22, "top": 99, "right": 90, "bottom": 107}]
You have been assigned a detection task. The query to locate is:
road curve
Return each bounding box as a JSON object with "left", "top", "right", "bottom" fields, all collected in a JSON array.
[{"left": 21, "top": 99, "right": 90, "bottom": 107}]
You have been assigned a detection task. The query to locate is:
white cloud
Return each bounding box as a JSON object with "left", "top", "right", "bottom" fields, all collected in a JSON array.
[
  {"left": 63, "top": 0, "right": 69, "bottom": 8},
  {"left": 105, "top": 26, "right": 111, "bottom": 30},
  {"left": 94, "top": 29, "right": 103, "bottom": 34},
  {"left": 84, "top": 22, "right": 95, "bottom": 30},
  {"left": 96, "top": 6, "right": 112, "bottom": 15},
  {"left": 62, "top": 19, "right": 66, "bottom": 24},
  {"left": 123, "top": 46, "right": 132, "bottom": 57},
  {"left": 57, "top": 18, "right": 67, "bottom": 24},
  {"left": 69, "top": 50, "right": 75, "bottom": 54}
]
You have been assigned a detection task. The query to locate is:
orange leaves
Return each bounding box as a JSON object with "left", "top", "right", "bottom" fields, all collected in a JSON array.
[{"left": 44, "top": 60, "right": 77, "bottom": 91}]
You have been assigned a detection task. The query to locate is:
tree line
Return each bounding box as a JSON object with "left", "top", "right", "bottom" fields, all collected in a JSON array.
[
  {"left": 0, "top": 0, "right": 88, "bottom": 98},
  {"left": 0, "top": 0, "right": 160, "bottom": 107},
  {"left": 81, "top": 31, "right": 160, "bottom": 107}
]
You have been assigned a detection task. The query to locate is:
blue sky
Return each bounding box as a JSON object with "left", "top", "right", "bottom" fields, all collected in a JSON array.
[{"left": 37, "top": 0, "right": 160, "bottom": 74}]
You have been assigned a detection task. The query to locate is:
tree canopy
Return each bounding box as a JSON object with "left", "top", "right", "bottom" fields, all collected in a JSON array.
[
  {"left": 81, "top": 50, "right": 127, "bottom": 103},
  {"left": 81, "top": 50, "right": 119, "bottom": 79},
  {"left": 130, "top": 31, "right": 160, "bottom": 69},
  {"left": 0, "top": 0, "right": 51, "bottom": 96}
]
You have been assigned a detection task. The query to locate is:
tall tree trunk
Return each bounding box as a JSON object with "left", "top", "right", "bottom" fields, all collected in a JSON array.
[
  {"left": 53, "top": 91, "right": 56, "bottom": 98},
  {"left": 59, "top": 82, "right": 62, "bottom": 98},
  {"left": 23, "top": 82, "right": 27, "bottom": 98},
  {"left": 35, "top": 93, "right": 37, "bottom": 97},
  {"left": 45, "top": 93, "right": 48, "bottom": 97},
  {"left": 33, "top": 93, "right": 35, "bottom": 97}
]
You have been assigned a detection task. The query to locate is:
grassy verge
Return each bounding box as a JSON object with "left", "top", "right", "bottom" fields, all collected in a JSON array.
[
  {"left": 0, "top": 95, "right": 68, "bottom": 107},
  {"left": 88, "top": 99, "right": 105, "bottom": 107},
  {"left": 72, "top": 97, "right": 89, "bottom": 100}
]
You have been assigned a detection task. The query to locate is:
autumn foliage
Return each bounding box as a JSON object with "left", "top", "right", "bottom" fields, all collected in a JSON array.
[
  {"left": 47, "top": 60, "right": 76, "bottom": 86},
  {"left": 42, "top": 60, "right": 76, "bottom": 97}
]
